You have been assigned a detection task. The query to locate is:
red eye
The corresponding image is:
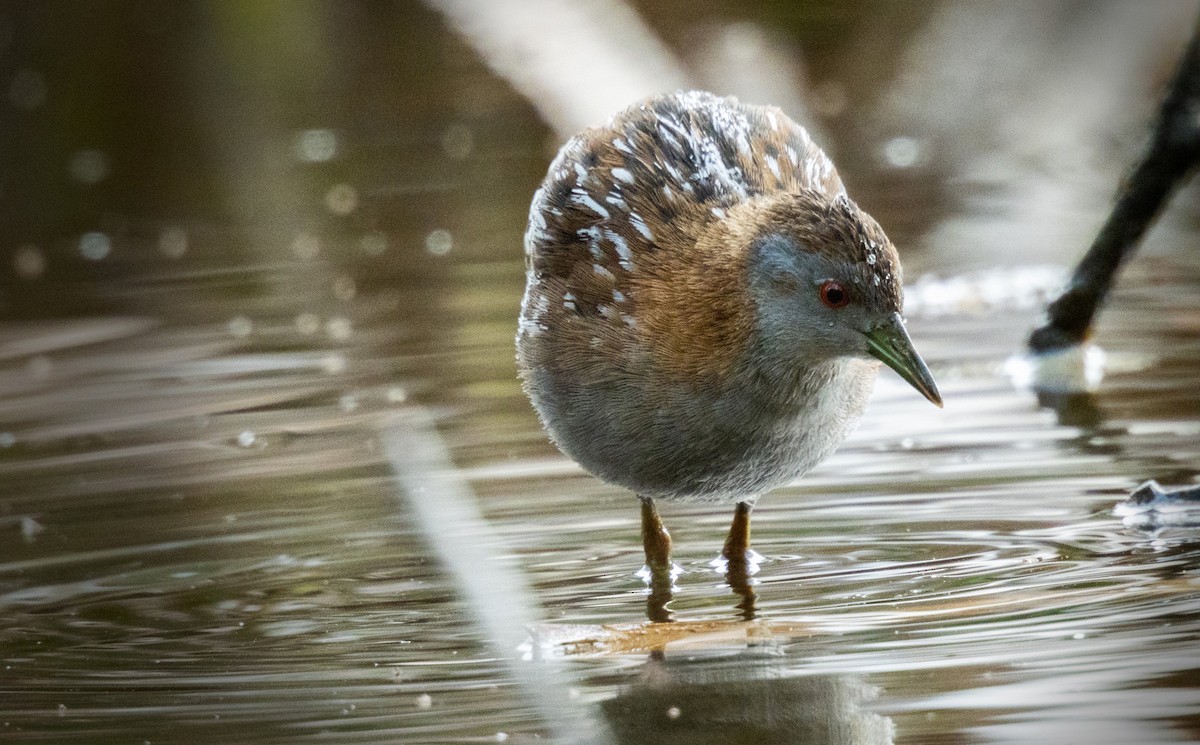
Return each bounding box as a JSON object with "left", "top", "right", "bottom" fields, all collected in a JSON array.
[{"left": 818, "top": 280, "right": 850, "bottom": 309}]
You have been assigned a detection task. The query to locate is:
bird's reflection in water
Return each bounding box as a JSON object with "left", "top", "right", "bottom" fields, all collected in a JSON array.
[
  {"left": 600, "top": 649, "right": 894, "bottom": 745},
  {"left": 725, "top": 558, "right": 759, "bottom": 622},
  {"left": 644, "top": 556, "right": 760, "bottom": 623},
  {"left": 1036, "top": 390, "right": 1106, "bottom": 431}
]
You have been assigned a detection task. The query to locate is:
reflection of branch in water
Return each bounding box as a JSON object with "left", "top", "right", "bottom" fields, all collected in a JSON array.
[
  {"left": 383, "top": 409, "right": 613, "bottom": 745},
  {"left": 1029, "top": 20, "right": 1200, "bottom": 356},
  {"left": 1035, "top": 391, "right": 1105, "bottom": 430}
]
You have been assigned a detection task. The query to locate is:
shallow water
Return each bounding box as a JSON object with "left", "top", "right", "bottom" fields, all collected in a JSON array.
[
  {"left": 4, "top": 244, "right": 1199, "bottom": 745},
  {"left": 3, "top": 3, "right": 1200, "bottom": 744}
]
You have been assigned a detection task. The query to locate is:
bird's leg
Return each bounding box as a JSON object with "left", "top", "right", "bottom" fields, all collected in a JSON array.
[
  {"left": 721, "top": 501, "right": 753, "bottom": 562},
  {"left": 639, "top": 496, "right": 675, "bottom": 623},
  {"left": 722, "top": 501, "right": 758, "bottom": 621},
  {"left": 640, "top": 496, "right": 673, "bottom": 570}
]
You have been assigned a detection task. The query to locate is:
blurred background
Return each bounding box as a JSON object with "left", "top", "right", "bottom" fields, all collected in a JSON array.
[{"left": 2, "top": 2, "right": 1200, "bottom": 743}]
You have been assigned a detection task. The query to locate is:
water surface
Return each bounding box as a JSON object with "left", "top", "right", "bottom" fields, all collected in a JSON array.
[{"left": 2, "top": 3, "right": 1200, "bottom": 743}]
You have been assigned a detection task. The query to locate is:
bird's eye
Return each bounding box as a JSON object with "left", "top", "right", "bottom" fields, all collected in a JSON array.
[{"left": 818, "top": 280, "right": 850, "bottom": 309}]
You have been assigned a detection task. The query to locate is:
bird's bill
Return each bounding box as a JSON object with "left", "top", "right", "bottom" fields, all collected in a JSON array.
[{"left": 863, "top": 313, "right": 943, "bottom": 407}]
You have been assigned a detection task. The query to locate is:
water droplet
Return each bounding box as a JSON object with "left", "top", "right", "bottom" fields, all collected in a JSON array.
[
  {"left": 387, "top": 386, "right": 408, "bottom": 404},
  {"left": 0, "top": 432, "right": 15, "bottom": 448},
  {"left": 159, "top": 228, "right": 188, "bottom": 259},
  {"left": 13, "top": 245, "right": 44, "bottom": 279},
  {"left": 227, "top": 316, "right": 252, "bottom": 338},
  {"left": 326, "top": 317, "right": 351, "bottom": 341},
  {"left": 294, "top": 129, "right": 337, "bottom": 162},
  {"left": 883, "top": 136, "right": 922, "bottom": 169},
  {"left": 79, "top": 232, "right": 111, "bottom": 261},
  {"left": 325, "top": 183, "right": 358, "bottom": 215},
  {"left": 415, "top": 694, "right": 432, "bottom": 709},
  {"left": 666, "top": 706, "right": 681, "bottom": 720},
  {"left": 68, "top": 149, "right": 109, "bottom": 185},
  {"left": 425, "top": 229, "right": 453, "bottom": 256},
  {"left": 237, "top": 431, "right": 257, "bottom": 448},
  {"left": 292, "top": 232, "right": 321, "bottom": 261},
  {"left": 20, "top": 516, "right": 42, "bottom": 543}
]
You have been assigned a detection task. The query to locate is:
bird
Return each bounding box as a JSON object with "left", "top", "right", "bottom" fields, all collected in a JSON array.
[{"left": 516, "top": 91, "right": 941, "bottom": 586}]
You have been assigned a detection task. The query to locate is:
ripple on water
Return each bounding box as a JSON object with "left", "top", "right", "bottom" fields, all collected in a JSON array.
[{"left": 2, "top": 253, "right": 1199, "bottom": 744}]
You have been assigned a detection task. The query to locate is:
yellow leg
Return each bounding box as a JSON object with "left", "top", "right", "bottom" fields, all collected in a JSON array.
[
  {"left": 639, "top": 497, "right": 674, "bottom": 623},
  {"left": 640, "top": 497, "right": 673, "bottom": 570},
  {"left": 721, "top": 501, "right": 752, "bottom": 561},
  {"left": 722, "top": 502, "right": 757, "bottom": 621}
]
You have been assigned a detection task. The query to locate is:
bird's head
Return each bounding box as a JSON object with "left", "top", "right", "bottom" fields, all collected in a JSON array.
[{"left": 742, "top": 191, "right": 942, "bottom": 406}]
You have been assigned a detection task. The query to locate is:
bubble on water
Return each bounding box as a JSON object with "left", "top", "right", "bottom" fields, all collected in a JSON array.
[
  {"left": 56, "top": 704, "right": 65, "bottom": 717},
  {"left": 295, "top": 312, "right": 320, "bottom": 335},
  {"left": 79, "top": 232, "right": 111, "bottom": 261},
  {"left": 227, "top": 316, "right": 253, "bottom": 338},
  {"left": 386, "top": 386, "right": 407, "bottom": 404},
  {"left": 494, "top": 733, "right": 509, "bottom": 743},
  {"left": 326, "top": 317, "right": 351, "bottom": 341},
  {"left": 415, "top": 693, "right": 432, "bottom": 709},
  {"left": 360, "top": 231, "right": 388, "bottom": 256},
  {"left": 424, "top": 229, "right": 453, "bottom": 256},
  {"left": 9, "top": 69, "right": 46, "bottom": 109},
  {"left": 339, "top": 394, "right": 358, "bottom": 412},
  {"left": 666, "top": 706, "right": 681, "bottom": 720},
  {"left": 294, "top": 128, "right": 337, "bottom": 162},
  {"left": 13, "top": 245, "right": 45, "bottom": 279},
  {"left": 883, "top": 136, "right": 922, "bottom": 169},
  {"left": 325, "top": 183, "right": 358, "bottom": 215},
  {"left": 0, "top": 432, "right": 15, "bottom": 448},
  {"left": 292, "top": 232, "right": 321, "bottom": 261},
  {"left": 441, "top": 123, "right": 474, "bottom": 160},
  {"left": 68, "top": 149, "right": 109, "bottom": 185},
  {"left": 333, "top": 275, "right": 356, "bottom": 301},
  {"left": 237, "top": 431, "right": 257, "bottom": 448},
  {"left": 159, "top": 227, "right": 188, "bottom": 259}
]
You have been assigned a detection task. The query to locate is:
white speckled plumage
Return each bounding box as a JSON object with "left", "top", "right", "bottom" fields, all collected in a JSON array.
[{"left": 518, "top": 92, "right": 931, "bottom": 511}]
